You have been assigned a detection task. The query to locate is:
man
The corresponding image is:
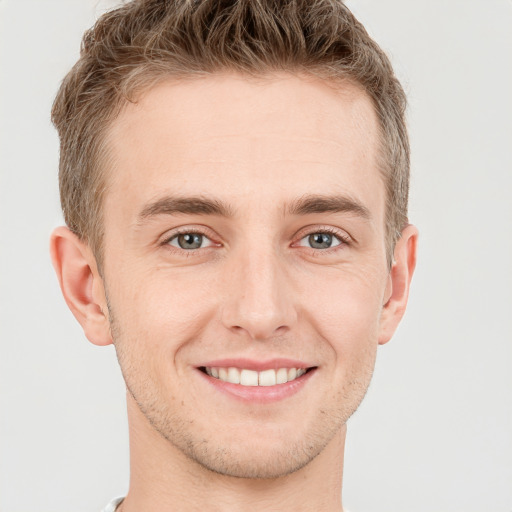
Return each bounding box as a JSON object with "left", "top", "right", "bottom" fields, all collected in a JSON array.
[{"left": 50, "top": 1, "right": 417, "bottom": 510}]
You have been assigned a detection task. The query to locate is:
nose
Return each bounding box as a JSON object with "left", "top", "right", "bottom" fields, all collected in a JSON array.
[{"left": 220, "top": 247, "right": 298, "bottom": 341}]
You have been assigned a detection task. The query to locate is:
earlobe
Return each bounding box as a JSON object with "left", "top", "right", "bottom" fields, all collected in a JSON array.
[
  {"left": 50, "top": 226, "right": 112, "bottom": 346},
  {"left": 378, "top": 224, "right": 418, "bottom": 345}
]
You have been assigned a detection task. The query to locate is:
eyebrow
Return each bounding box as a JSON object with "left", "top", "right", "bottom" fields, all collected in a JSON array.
[
  {"left": 287, "top": 194, "right": 371, "bottom": 219},
  {"left": 137, "top": 195, "right": 234, "bottom": 223},
  {"left": 136, "top": 193, "right": 371, "bottom": 224}
]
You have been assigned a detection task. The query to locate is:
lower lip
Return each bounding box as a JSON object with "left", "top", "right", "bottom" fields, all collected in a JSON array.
[{"left": 196, "top": 368, "right": 316, "bottom": 404}]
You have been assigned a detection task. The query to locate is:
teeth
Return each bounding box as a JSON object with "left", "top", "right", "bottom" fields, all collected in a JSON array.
[
  {"left": 227, "top": 367, "right": 240, "bottom": 384},
  {"left": 240, "top": 369, "right": 259, "bottom": 386},
  {"left": 204, "top": 366, "right": 309, "bottom": 386},
  {"left": 259, "top": 369, "right": 276, "bottom": 386},
  {"left": 219, "top": 368, "right": 228, "bottom": 381},
  {"left": 276, "top": 368, "right": 288, "bottom": 384}
]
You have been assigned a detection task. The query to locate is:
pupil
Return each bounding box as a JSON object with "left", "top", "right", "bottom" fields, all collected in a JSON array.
[
  {"left": 178, "top": 233, "right": 202, "bottom": 249},
  {"left": 309, "top": 233, "right": 332, "bottom": 249}
]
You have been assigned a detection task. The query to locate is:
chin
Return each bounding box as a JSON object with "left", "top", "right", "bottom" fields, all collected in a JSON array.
[
  {"left": 146, "top": 408, "right": 347, "bottom": 480},
  {"left": 178, "top": 436, "right": 329, "bottom": 480}
]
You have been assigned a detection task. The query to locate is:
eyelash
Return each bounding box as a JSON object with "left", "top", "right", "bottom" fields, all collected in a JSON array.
[
  {"left": 161, "top": 227, "right": 218, "bottom": 253},
  {"left": 295, "top": 226, "right": 351, "bottom": 252},
  {"left": 160, "top": 226, "right": 351, "bottom": 254}
]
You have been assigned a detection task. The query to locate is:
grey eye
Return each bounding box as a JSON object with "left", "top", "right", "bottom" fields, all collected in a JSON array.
[
  {"left": 298, "top": 232, "right": 342, "bottom": 250},
  {"left": 169, "top": 233, "right": 209, "bottom": 250},
  {"left": 309, "top": 233, "right": 333, "bottom": 249}
]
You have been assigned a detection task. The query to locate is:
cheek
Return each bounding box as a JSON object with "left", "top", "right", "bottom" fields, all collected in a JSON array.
[
  {"left": 107, "top": 270, "right": 211, "bottom": 400},
  {"left": 302, "top": 269, "right": 385, "bottom": 356},
  {"left": 107, "top": 266, "right": 218, "bottom": 348}
]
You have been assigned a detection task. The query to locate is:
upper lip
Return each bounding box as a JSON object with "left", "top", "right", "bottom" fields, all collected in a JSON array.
[{"left": 197, "top": 358, "right": 316, "bottom": 372}]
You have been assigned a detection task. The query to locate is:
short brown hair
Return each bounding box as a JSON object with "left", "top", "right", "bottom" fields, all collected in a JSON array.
[{"left": 52, "top": 0, "right": 409, "bottom": 267}]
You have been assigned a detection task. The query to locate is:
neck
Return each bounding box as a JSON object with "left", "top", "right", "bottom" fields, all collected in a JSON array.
[{"left": 120, "top": 394, "right": 346, "bottom": 512}]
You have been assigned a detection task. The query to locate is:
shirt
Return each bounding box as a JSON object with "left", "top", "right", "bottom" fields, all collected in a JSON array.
[{"left": 102, "top": 497, "right": 124, "bottom": 512}]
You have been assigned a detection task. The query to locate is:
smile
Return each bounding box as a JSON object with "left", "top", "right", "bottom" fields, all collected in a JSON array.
[
  {"left": 202, "top": 367, "right": 308, "bottom": 386},
  {"left": 197, "top": 359, "right": 317, "bottom": 403}
]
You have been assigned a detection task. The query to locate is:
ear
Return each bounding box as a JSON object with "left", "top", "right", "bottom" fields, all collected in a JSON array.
[
  {"left": 50, "top": 226, "right": 112, "bottom": 346},
  {"left": 378, "top": 224, "right": 418, "bottom": 345}
]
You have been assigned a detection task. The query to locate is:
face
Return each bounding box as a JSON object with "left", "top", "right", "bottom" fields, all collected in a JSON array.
[{"left": 100, "top": 74, "right": 392, "bottom": 478}]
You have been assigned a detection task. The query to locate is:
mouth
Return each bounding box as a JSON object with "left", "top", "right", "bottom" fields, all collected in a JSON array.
[
  {"left": 196, "top": 358, "right": 318, "bottom": 403},
  {"left": 199, "top": 366, "right": 313, "bottom": 386}
]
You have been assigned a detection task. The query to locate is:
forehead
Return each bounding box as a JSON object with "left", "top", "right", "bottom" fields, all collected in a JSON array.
[{"left": 103, "top": 73, "right": 383, "bottom": 222}]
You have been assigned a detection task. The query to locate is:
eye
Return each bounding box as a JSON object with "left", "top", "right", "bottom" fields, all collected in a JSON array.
[
  {"left": 167, "top": 232, "right": 214, "bottom": 250},
  {"left": 298, "top": 232, "right": 343, "bottom": 250}
]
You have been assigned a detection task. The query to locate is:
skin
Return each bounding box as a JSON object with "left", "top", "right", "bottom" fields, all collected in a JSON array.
[{"left": 51, "top": 74, "right": 417, "bottom": 511}]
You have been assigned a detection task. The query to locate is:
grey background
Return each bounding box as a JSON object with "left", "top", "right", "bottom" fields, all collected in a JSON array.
[{"left": 1, "top": 1, "right": 511, "bottom": 511}]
